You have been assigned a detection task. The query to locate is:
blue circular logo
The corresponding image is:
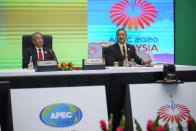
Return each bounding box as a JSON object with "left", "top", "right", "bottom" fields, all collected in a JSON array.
[{"left": 40, "top": 103, "right": 83, "bottom": 127}]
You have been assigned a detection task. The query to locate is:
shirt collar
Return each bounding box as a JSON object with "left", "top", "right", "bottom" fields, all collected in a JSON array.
[
  {"left": 35, "top": 47, "right": 43, "bottom": 50},
  {"left": 118, "top": 42, "right": 126, "bottom": 48}
]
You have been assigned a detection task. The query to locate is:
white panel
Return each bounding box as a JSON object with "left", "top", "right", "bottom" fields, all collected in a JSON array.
[
  {"left": 129, "top": 82, "right": 196, "bottom": 131},
  {"left": 11, "top": 86, "right": 108, "bottom": 131}
]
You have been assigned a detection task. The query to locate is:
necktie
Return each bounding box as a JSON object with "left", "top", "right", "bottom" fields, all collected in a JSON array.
[
  {"left": 122, "top": 45, "right": 126, "bottom": 60},
  {"left": 38, "top": 48, "right": 43, "bottom": 60}
]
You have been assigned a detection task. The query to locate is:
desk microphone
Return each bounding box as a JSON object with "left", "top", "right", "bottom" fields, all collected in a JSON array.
[{"left": 49, "top": 49, "right": 58, "bottom": 64}]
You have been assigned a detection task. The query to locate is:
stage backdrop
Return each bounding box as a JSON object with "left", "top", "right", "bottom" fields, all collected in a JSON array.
[
  {"left": 0, "top": 0, "right": 174, "bottom": 69},
  {"left": 0, "top": 0, "right": 87, "bottom": 69},
  {"left": 88, "top": 0, "right": 174, "bottom": 64}
]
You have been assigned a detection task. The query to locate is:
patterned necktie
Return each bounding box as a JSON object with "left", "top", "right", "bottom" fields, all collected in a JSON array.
[
  {"left": 38, "top": 48, "right": 43, "bottom": 60},
  {"left": 122, "top": 45, "right": 126, "bottom": 60}
]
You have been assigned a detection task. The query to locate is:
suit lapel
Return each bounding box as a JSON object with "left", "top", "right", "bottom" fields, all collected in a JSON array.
[
  {"left": 115, "top": 43, "right": 123, "bottom": 61},
  {"left": 43, "top": 48, "right": 49, "bottom": 60},
  {"left": 43, "top": 48, "right": 46, "bottom": 60},
  {"left": 127, "top": 44, "right": 135, "bottom": 59},
  {"left": 126, "top": 44, "right": 131, "bottom": 58},
  {"left": 33, "top": 47, "right": 38, "bottom": 61}
]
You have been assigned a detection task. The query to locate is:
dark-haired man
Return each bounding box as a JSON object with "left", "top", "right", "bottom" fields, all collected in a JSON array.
[
  {"left": 105, "top": 29, "right": 151, "bottom": 130},
  {"left": 22, "top": 32, "right": 57, "bottom": 68},
  {"left": 106, "top": 29, "right": 150, "bottom": 66}
]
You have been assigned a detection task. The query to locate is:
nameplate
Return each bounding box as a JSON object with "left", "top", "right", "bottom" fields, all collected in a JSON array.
[
  {"left": 36, "top": 60, "right": 58, "bottom": 72},
  {"left": 37, "top": 61, "right": 57, "bottom": 66},
  {"left": 83, "top": 59, "right": 105, "bottom": 70},
  {"left": 83, "top": 59, "right": 105, "bottom": 65}
]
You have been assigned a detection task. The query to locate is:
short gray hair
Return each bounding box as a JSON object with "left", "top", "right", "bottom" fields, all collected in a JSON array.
[{"left": 32, "top": 32, "right": 43, "bottom": 40}]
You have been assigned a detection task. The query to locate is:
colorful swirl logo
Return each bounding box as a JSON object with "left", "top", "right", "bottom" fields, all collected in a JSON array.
[
  {"left": 109, "top": 0, "right": 158, "bottom": 31},
  {"left": 157, "top": 99, "right": 190, "bottom": 123}
]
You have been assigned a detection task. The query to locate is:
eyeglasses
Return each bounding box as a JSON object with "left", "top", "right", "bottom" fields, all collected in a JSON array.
[{"left": 117, "top": 34, "right": 126, "bottom": 37}]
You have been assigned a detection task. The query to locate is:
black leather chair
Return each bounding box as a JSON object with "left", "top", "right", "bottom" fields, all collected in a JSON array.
[
  {"left": 0, "top": 81, "right": 10, "bottom": 131},
  {"left": 102, "top": 47, "right": 110, "bottom": 66},
  {"left": 22, "top": 35, "right": 52, "bottom": 67}
]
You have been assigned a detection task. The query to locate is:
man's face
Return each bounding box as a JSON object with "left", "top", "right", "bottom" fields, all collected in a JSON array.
[
  {"left": 116, "top": 30, "right": 127, "bottom": 45},
  {"left": 32, "top": 34, "right": 44, "bottom": 48}
]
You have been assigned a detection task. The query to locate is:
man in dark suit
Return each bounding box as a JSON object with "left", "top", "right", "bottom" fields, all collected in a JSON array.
[
  {"left": 105, "top": 29, "right": 151, "bottom": 130},
  {"left": 106, "top": 29, "right": 150, "bottom": 66},
  {"left": 22, "top": 32, "right": 57, "bottom": 68}
]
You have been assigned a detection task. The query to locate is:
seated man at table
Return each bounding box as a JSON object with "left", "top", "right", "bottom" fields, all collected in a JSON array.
[
  {"left": 106, "top": 29, "right": 150, "bottom": 66},
  {"left": 22, "top": 32, "right": 57, "bottom": 68}
]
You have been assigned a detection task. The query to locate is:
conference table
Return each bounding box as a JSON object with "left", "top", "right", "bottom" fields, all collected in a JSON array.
[{"left": 0, "top": 65, "right": 196, "bottom": 131}]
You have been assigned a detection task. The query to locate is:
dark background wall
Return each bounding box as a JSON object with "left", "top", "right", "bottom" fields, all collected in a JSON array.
[{"left": 175, "top": 0, "right": 196, "bottom": 65}]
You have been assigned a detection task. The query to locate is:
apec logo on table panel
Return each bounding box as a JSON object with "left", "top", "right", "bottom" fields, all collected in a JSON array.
[{"left": 40, "top": 103, "right": 83, "bottom": 128}]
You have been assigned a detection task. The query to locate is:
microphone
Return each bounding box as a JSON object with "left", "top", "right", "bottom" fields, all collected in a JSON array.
[{"left": 49, "top": 48, "right": 58, "bottom": 64}]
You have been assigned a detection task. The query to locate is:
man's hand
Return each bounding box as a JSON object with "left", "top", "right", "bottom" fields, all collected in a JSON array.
[
  {"left": 128, "top": 61, "right": 136, "bottom": 66},
  {"left": 143, "top": 60, "right": 152, "bottom": 66}
]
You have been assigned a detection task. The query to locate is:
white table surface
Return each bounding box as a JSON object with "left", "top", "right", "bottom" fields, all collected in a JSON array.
[{"left": 0, "top": 65, "right": 196, "bottom": 78}]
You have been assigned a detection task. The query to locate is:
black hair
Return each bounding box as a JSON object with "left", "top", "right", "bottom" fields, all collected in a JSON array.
[{"left": 116, "top": 28, "right": 126, "bottom": 35}]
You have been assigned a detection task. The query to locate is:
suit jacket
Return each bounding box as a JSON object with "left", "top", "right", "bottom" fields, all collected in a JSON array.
[
  {"left": 22, "top": 46, "right": 57, "bottom": 68},
  {"left": 105, "top": 43, "right": 143, "bottom": 66}
]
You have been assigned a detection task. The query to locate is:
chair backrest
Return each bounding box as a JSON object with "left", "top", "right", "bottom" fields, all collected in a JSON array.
[
  {"left": 102, "top": 47, "right": 111, "bottom": 66},
  {"left": 102, "top": 47, "right": 109, "bottom": 59},
  {"left": 22, "top": 35, "right": 52, "bottom": 60}
]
